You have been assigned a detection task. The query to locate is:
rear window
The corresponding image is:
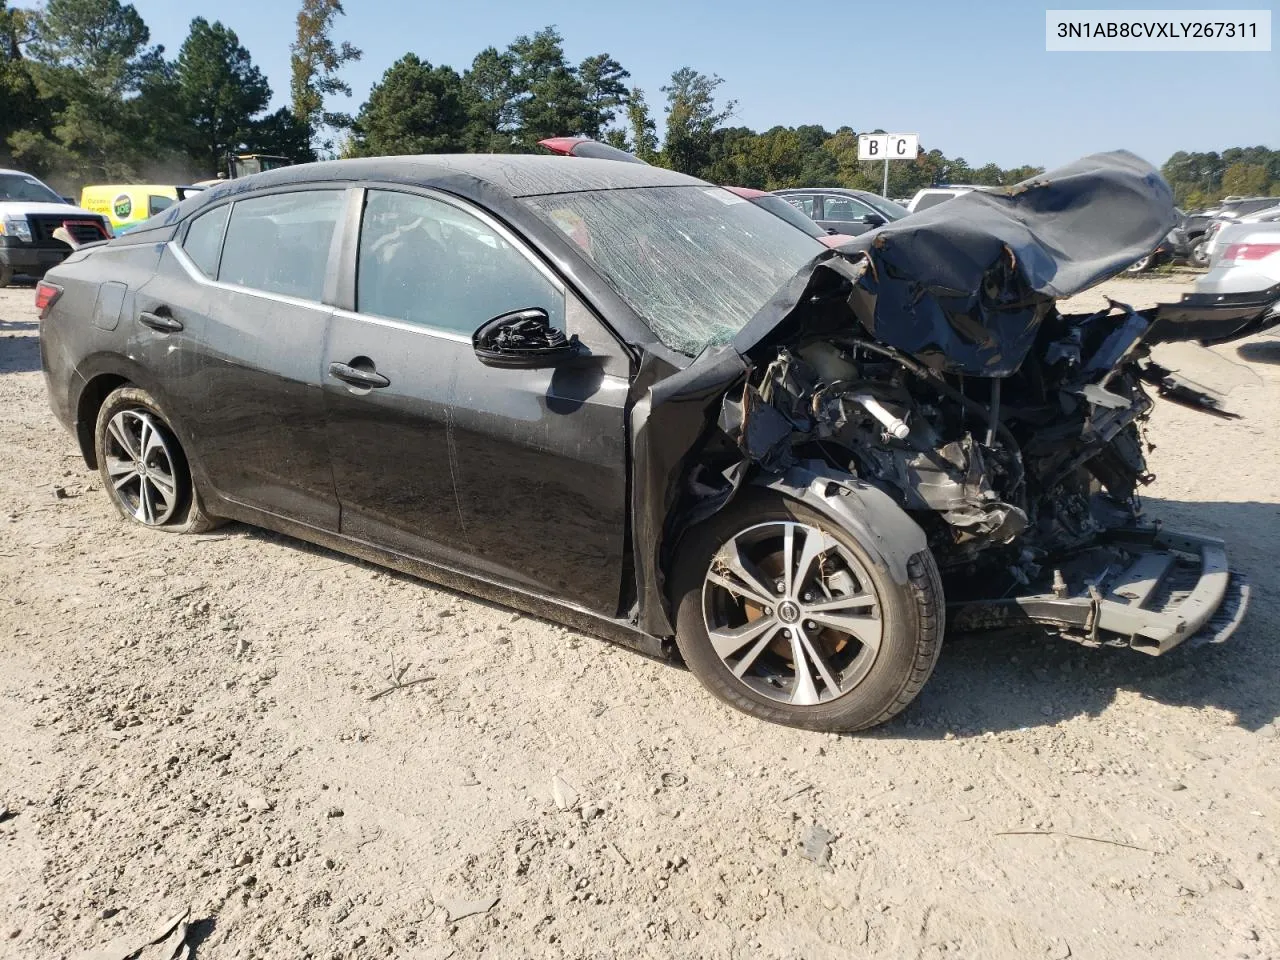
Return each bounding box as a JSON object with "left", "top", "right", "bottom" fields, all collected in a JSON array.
[
  {"left": 913, "top": 193, "right": 956, "bottom": 212},
  {"left": 751, "top": 195, "right": 825, "bottom": 239},
  {"left": 182, "top": 205, "right": 230, "bottom": 278},
  {"left": 218, "top": 191, "right": 344, "bottom": 301}
]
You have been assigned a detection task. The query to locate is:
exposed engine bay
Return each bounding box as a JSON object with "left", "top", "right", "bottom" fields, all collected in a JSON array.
[
  {"left": 638, "top": 151, "right": 1273, "bottom": 654},
  {"left": 715, "top": 296, "right": 1252, "bottom": 652}
]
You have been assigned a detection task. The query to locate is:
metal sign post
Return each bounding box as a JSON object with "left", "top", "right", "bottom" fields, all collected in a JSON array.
[{"left": 857, "top": 133, "right": 920, "bottom": 198}]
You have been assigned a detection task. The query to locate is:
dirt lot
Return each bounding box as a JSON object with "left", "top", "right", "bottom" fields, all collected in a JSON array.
[{"left": 1, "top": 274, "right": 1277, "bottom": 960}]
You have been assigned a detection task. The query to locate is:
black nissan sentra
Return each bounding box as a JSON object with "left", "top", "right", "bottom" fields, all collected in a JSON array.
[{"left": 38, "top": 153, "right": 1265, "bottom": 731}]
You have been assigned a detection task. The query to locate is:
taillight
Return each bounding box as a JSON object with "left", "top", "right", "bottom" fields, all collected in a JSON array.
[
  {"left": 35, "top": 281, "right": 62, "bottom": 317},
  {"left": 1221, "top": 242, "right": 1280, "bottom": 262}
]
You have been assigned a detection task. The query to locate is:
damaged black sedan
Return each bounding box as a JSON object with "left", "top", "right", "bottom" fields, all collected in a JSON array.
[{"left": 39, "top": 153, "right": 1268, "bottom": 731}]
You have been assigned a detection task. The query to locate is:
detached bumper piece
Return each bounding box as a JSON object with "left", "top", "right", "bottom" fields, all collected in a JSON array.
[
  {"left": 949, "top": 529, "right": 1249, "bottom": 654},
  {"left": 1145, "top": 282, "right": 1280, "bottom": 345}
]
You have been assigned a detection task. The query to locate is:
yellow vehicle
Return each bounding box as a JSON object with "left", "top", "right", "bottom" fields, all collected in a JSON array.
[{"left": 79, "top": 184, "right": 205, "bottom": 235}]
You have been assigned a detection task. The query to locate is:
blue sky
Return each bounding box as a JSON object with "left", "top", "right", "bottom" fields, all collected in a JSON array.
[{"left": 128, "top": 0, "right": 1277, "bottom": 169}]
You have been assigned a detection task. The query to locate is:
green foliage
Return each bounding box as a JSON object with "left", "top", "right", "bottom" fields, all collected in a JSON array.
[
  {"left": 577, "top": 53, "right": 629, "bottom": 141},
  {"left": 350, "top": 54, "right": 467, "bottom": 156},
  {"left": 661, "top": 67, "right": 735, "bottom": 175},
  {"left": 625, "top": 86, "right": 658, "bottom": 162},
  {"left": 289, "top": 0, "right": 361, "bottom": 149},
  {"left": 176, "top": 18, "right": 270, "bottom": 174},
  {"left": 1161, "top": 148, "right": 1280, "bottom": 207}
]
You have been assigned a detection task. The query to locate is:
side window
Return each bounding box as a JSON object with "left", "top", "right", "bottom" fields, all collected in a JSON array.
[
  {"left": 785, "top": 195, "right": 816, "bottom": 216},
  {"left": 822, "top": 196, "right": 875, "bottom": 221},
  {"left": 218, "top": 190, "right": 345, "bottom": 301},
  {"left": 357, "top": 189, "right": 564, "bottom": 335},
  {"left": 182, "top": 205, "right": 230, "bottom": 278},
  {"left": 148, "top": 195, "right": 175, "bottom": 217}
]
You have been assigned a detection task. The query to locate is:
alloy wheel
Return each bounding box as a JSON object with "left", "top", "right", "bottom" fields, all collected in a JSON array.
[
  {"left": 102, "top": 409, "right": 181, "bottom": 526},
  {"left": 701, "top": 521, "right": 883, "bottom": 706}
]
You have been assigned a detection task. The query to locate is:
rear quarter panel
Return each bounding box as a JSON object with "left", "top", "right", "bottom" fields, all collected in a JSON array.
[{"left": 41, "top": 238, "right": 168, "bottom": 446}]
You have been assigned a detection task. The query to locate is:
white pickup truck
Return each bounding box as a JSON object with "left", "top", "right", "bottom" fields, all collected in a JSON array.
[{"left": 0, "top": 168, "right": 112, "bottom": 287}]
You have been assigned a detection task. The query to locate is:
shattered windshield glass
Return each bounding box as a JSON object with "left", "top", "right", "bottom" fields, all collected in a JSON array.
[{"left": 524, "top": 186, "right": 824, "bottom": 355}]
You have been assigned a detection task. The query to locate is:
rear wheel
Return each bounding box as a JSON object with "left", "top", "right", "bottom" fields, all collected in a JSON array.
[
  {"left": 671, "top": 493, "right": 944, "bottom": 732},
  {"left": 1125, "top": 254, "right": 1152, "bottom": 274},
  {"left": 93, "top": 386, "right": 222, "bottom": 533},
  {"left": 1189, "top": 238, "right": 1210, "bottom": 268}
]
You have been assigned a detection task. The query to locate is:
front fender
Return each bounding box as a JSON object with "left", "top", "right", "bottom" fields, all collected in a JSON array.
[{"left": 752, "top": 463, "right": 929, "bottom": 587}]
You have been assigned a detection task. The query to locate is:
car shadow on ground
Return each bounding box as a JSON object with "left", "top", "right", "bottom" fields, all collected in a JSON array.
[
  {"left": 880, "top": 495, "right": 1280, "bottom": 738},
  {"left": 0, "top": 330, "right": 41, "bottom": 373},
  {"left": 215, "top": 495, "right": 1280, "bottom": 738},
  {"left": 1236, "top": 339, "right": 1280, "bottom": 365}
]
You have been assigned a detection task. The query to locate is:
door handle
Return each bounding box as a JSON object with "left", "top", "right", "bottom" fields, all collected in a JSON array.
[
  {"left": 328, "top": 361, "right": 390, "bottom": 389},
  {"left": 139, "top": 310, "right": 183, "bottom": 332}
]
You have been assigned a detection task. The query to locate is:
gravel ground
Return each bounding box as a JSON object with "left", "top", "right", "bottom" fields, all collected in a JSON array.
[{"left": 1, "top": 274, "right": 1277, "bottom": 960}]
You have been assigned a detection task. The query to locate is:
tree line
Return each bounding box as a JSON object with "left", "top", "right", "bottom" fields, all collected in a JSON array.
[{"left": 3, "top": 1, "right": 1276, "bottom": 206}]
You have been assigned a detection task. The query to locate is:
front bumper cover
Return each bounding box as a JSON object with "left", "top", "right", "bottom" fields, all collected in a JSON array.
[
  {"left": 949, "top": 528, "right": 1249, "bottom": 654},
  {"left": 0, "top": 241, "right": 70, "bottom": 276}
]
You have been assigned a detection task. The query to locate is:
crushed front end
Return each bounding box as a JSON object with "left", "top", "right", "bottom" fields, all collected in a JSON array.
[{"left": 674, "top": 151, "right": 1258, "bottom": 654}]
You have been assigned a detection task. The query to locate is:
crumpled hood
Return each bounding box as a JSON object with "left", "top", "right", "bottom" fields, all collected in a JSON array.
[{"left": 735, "top": 150, "right": 1177, "bottom": 377}]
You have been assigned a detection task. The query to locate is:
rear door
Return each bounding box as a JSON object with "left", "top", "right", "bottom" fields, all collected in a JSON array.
[
  {"left": 322, "top": 186, "right": 632, "bottom": 615},
  {"left": 158, "top": 187, "right": 347, "bottom": 529}
]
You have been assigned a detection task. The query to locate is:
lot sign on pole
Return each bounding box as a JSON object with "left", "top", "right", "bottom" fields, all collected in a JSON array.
[{"left": 858, "top": 133, "right": 919, "bottom": 198}]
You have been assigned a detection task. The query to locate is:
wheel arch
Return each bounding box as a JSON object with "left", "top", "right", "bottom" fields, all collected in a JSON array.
[
  {"left": 664, "top": 462, "right": 933, "bottom": 616},
  {"left": 72, "top": 355, "right": 189, "bottom": 470},
  {"left": 749, "top": 465, "right": 930, "bottom": 588}
]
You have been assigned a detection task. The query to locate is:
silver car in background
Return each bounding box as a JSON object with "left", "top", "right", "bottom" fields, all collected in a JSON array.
[
  {"left": 1201, "top": 203, "right": 1280, "bottom": 264},
  {"left": 1194, "top": 220, "right": 1280, "bottom": 315}
]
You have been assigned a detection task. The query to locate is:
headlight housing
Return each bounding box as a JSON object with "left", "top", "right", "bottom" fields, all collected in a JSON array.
[{"left": 0, "top": 216, "right": 34, "bottom": 243}]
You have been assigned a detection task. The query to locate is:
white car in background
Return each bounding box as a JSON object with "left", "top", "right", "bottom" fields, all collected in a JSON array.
[
  {"left": 1195, "top": 220, "right": 1280, "bottom": 299},
  {"left": 905, "top": 185, "right": 1003, "bottom": 214},
  {"left": 1200, "top": 203, "right": 1280, "bottom": 265}
]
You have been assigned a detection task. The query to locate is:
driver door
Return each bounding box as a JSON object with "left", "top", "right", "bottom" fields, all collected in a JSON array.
[{"left": 322, "top": 187, "right": 632, "bottom": 616}]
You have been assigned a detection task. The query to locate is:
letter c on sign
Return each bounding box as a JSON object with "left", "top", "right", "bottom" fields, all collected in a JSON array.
[{"left": 894, "top": 138, "right": 907, "bottom": 155}]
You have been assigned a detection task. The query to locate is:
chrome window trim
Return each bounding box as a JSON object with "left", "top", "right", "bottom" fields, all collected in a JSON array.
[
  {"left": 330, "top": 307, "right": 473, "bottom": 345},
  {"left": 326, "top": 306, "right": 629, "bottom": 385}
]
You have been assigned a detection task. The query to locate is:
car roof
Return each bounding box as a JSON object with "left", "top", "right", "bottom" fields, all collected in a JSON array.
[
  {"left": 723, "top": 185, "right": 769, "bottom": 199},
  {"left": 82, "top": 184, "right": 190, "bottom": 192},
  {"left": 774, "top": 187, "right": 875, "bottom": 197},
  {"left": 191, "top": 154, "right": 703, "bottom": 206}
]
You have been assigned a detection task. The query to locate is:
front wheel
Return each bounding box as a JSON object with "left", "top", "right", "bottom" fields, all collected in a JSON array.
[
  {"left": 670, "top": 493, "right": 944, "bottom": 732},
  {"left": 93, "top": 386, "right": 222, "bottom": 533},
  {"left": 0, "top": 264, "right": 13, "bottom": 288},
  {"left": 1189, "top": 238, "right": 1211, "bottom": 268}
]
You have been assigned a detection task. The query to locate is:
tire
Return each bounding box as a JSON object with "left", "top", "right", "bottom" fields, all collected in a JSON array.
[
  {"left": 670, "top": 492, "right": 944, "bottom": 732},
  {"left": 1189, "top": 238, "right": 1210, "bottom": 268},
  {"left": 93, "top": 386, "right": 223, "bottom": 533},
  {"left": 1125, "top": 255, "right": 1152, "bottom": 274},
  {"left": 0, "top": 264, "right": 12, "bottom": 288}
]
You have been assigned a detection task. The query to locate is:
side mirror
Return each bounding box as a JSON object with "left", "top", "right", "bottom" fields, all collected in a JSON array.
[
  {"left": 473, "top": 308, "right": 586, "bottom": 369},
  {"left": 61, "top": 196, "right": 76, "bottom": 205},
  {"left": 825, "top": 227, "right": 839, "bottom": 235},
  {"left": 862, "top": 213, "right": 886, "bottom": 227}
]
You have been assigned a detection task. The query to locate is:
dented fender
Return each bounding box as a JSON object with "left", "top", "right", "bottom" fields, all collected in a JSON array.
[{"left": 752, "top": 464, "right": 929, "bottom": 587}]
